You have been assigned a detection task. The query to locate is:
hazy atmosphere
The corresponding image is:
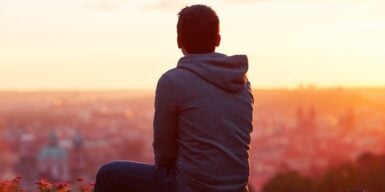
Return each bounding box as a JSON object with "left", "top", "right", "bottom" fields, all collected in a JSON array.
[
  {"left": 1, "top": 0, "right": 385, "bottom": 90},
  {"left": 2, "top": 1, "right": 385, "bottom": 191}
]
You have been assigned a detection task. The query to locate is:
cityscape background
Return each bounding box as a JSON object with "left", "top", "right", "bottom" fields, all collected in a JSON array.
[{"left": 1, "top": 88, "right": 385, "bottom": 191}]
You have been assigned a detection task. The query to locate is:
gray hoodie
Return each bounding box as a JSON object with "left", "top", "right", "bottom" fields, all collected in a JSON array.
[{"left": 153, "top": 52, "right": 253, "bottom": 192}]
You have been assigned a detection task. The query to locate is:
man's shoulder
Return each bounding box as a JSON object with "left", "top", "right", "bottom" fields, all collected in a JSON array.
[
  {"left": 157, "top": 68, "right": 182, "bottom": 89},
  {"left": 162, "top": 67, "right": 190, "bottom": 76},
  {"left": 159, "top": 67, "right": 194, "bottom": 83},
  {"left": 156, "top": 68, "right": 193, "bottom": 96},
  {"left": 162, "top": 68, "right": 179, "bottom": 77}
]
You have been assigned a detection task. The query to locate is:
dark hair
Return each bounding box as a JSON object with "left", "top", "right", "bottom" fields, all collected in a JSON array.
[{"left": 177, "top": 5, "right": 219, "bottom": 54}]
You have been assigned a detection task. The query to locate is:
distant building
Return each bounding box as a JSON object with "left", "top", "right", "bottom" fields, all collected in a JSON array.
[
  {"left": 37, "top": 131, "right": 69, "bottom": 182},
  {"left": 70, "top": 129, "right": 87, "bottom": 180},
  {"left": 296, "top": 105, "right": 317, "bottom": 131},
  {"left": 16, "top": 133, "right": 38, "bottom": 189},
  {"left": 339, "top": 108, "right": 355, "bottom": 131}
]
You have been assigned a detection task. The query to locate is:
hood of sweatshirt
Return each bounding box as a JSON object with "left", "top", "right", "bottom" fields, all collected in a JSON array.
[{"left": 177, "top": 52, "right": 248, "bottom": 93}]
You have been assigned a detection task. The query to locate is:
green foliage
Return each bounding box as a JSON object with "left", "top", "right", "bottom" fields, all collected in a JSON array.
[
  {"left": 262, "top": 171, "right": 316, "bottom": 192},
  {"left": 262, "top": 152, "right": 385, "bottom": 192}
]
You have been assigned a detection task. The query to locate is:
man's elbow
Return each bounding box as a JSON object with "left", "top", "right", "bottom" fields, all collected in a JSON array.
[{"left": 155, "top": 155, "right": 176, "bottom": 168}]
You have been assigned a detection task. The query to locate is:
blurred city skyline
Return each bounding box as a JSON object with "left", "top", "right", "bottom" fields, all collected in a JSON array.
[
  {"left": 1, "top": 0, "right": 385, "bottom": 91},
  {"left": 1, "top": 88, "right": 385, "bottom": 190}
]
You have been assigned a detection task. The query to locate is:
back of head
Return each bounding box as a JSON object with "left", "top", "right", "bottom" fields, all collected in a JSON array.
[{"left": 177, "top": 5, "right": 220, "bottom": 54}]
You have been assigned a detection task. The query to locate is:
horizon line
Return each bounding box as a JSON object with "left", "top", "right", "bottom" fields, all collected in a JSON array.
[{"left": 1, "top": 85, "right": 385, "bottom": 92}]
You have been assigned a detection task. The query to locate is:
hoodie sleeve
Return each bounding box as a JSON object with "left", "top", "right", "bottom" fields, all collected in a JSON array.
[{"left": 153, "top": 73, "right": 178, "bottom": 168}]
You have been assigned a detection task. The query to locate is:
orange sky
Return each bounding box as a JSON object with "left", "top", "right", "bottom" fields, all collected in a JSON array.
[{"left": 0, "top": 0, "right": 385, "bottom": 90}]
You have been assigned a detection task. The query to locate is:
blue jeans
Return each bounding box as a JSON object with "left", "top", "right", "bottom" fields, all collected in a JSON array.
[{"left": 94, "top": 161, "right": 175, "bottom": 192}]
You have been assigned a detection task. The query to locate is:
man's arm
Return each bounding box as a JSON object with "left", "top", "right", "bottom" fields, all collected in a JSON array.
[{"left": 153, "top": 74, "right": 178, "bottom": 168}]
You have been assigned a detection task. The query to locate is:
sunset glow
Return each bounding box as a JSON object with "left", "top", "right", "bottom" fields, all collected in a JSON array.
[{"left": 1, "top": 0, "right": 385, "bottom": 90}]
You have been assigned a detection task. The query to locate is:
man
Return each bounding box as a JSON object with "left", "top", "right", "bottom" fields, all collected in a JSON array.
[{"left": 95, "top": 4, "right": 253, "bottom": 192}]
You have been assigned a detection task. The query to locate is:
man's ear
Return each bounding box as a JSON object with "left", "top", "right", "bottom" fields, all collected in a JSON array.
[
  {"left": 177, "top": 36, "right": 182, "bottom": 49},
  {"left": 215, "top": 34, "right": 221, "bottom": 47}
]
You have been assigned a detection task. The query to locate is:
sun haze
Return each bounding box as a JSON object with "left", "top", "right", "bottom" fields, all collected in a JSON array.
[{"left": 0, "top": 0, "right": 384, "bottom": 90}]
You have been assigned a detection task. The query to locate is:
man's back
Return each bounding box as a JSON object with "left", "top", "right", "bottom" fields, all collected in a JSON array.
[
  {"left": 95, "top": 5, "right": 253, "bottom": 192},
  {"left": 154, "top": 53, "right": 253, "bottom": 191}
]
